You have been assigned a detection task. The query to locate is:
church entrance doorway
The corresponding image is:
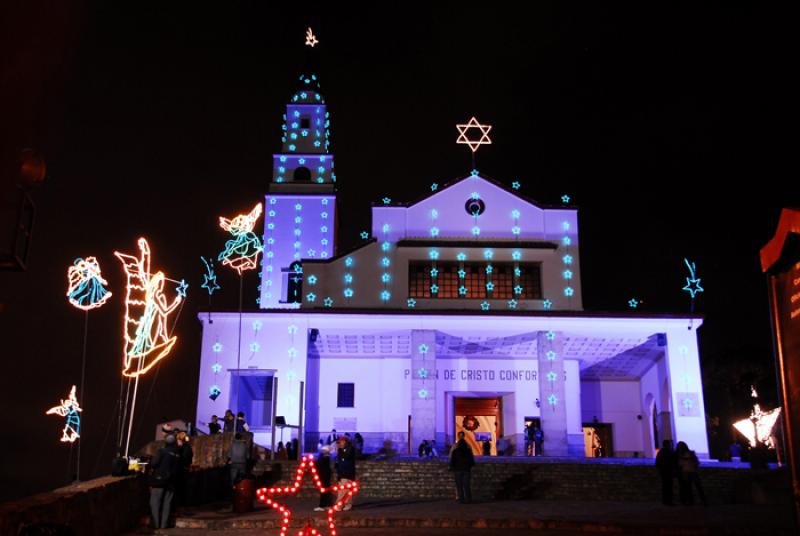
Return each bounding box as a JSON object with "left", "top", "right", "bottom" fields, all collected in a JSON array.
[{"left": 454, "top": 397, "right": 501, "bottom": 456}]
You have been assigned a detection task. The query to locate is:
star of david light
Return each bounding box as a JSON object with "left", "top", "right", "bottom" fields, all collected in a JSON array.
[
  {"left": 305, "top": 27, "right": 319, "bottom": 47},
  {"left": 682, "top": 258, "right": 704, "bottom": 298},
  {"left": 456, "top": 117, "right": 492, "bottom": 153},
  {"left": 256, "top": 454, "right": 359, "bottom": 536}
]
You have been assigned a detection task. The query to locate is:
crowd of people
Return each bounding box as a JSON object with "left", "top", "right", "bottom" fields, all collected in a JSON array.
[{"left": 146, "top": 413, "right": 719, "bottom": 526}]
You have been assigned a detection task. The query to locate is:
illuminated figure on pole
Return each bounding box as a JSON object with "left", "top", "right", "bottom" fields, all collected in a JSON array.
[
  {"left": 218, "top": 203, "right": 264, "bottom": 275},
  {"left": 66, "top": 257, "right": 112, "bottom": 311},
  {"left": 115, "top": 238, "right": 183, "bottom": 378},
  {"left": 46, "top": 385, "right": 82, "bottom": 443}
]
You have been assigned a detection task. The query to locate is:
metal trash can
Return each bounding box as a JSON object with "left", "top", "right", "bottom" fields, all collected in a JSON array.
[{"left": 232, "top": 476, "right": 255, "bottom": 513}]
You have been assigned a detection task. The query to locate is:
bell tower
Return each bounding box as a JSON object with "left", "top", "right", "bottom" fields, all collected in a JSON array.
[{"left": 259, "top": 71, "right": 337, "bottom": 309}]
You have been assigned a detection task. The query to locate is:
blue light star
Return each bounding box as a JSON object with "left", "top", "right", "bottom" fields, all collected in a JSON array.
[
  {"left": 546, "top": 331, "right": 556, "bottom": 341},
  {"left": 547, "top": 371, "right": 558, "bottom": 382},
  {"left": 471, "top": 169, "right": 479, "bottom": 176},
  {"left": 323, "top": 296, "right": 334, "bottom": 307},
  {"left": 344, "top": 288, "right": 354, "bottom": 298},
  {"left": 564, "top": 287, "right": 574, "bottom": 297},
  {"left": 250, "top": 342, "right": 260, "bottom": 352},
  {"left": 212, "top": 363, "right": 222, "bottom": 374},
  {"left": 407, "top": 298, "right": 417, "bottom": 308},
  {"left": 542, "top": 299, "right": 553, "bottom": 310},
  {"left": 486, "top": 282, "right": 495, "bottom": 291},
  {"left": 514, "top": 285, "right": 523, "bottom": 295},
  {"left": 307, "top": 275, "right": 318, "bottom": 285},
  {"left": 176, "top": 279, "right": 189, "bottom": 298},
  {"left": 480, "top": 301, "right": 490, "bottom": 311},
  {"left": 628, "top": 298, "right": 639, "bottom": 308},
  {"left": 382, "top": 197, "right": 391, "bottom": 204},
  {"left": 561, "top": 194, "right": 570, "bottom": 204},
  {"left": 418, "top": 388, "right": 429, "bottom": 399},
  {"left": 548, "top": 394, "right": 558, "bottom": 406},
  {"left": 213, "top": 342, "right": 223, "bottom": 353},
  {"left": 511, "top": 181, "right": 521, "bottom": 190},
  {"left": 507, "top": 299, "right": 518, "bottom": 309},
  {"left": 418, "top": 368, "right": 429, "bottom": 379},
  {"left": 458, "top": 286, "right": 468, "bottom": 296},
  {"left": 381, "top": 290, "right": 391, "bottom": 301},
  {"left": 360, "top": 231, "right": 369, "bottom": 239},
  {"left": 306, "top": 292, "right": 317, "bottom": 302},
  {"left": 546, "top": 350, "right": 557, "bottom": 361},
  {"left": 430, "top": 268, "right": 439, "bottom": 277},
  {"left": 431, "top": 183, "right": 439, "bottom": 191},
  {"left": 430, "top": 284, "right": 439, "bottom": 294},
  {"left": 418, "top": 344, "right": 429, "bottom": 354},
  {"left": 458, "top": 269, "right": 466, "bottom": 278}
]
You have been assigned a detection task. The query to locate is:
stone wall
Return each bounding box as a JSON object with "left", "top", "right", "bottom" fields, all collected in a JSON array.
[
  {"left": 264, "top": 459, "right": 791, "bottom": 505},
  {"left": 0, "top": 475, "right": 148, "bottom": 536}
]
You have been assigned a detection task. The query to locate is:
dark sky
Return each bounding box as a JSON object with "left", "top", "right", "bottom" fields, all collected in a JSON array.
[{"left": 0, "top": 3, "right": 794, "bottom": 501}]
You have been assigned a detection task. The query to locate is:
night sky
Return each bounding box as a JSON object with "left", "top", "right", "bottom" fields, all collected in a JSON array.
[{"left": 0, "top": 3, "right": 794, "bottom": 501}]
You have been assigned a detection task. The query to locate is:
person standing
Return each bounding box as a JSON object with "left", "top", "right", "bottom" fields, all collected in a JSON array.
[
  {"left": 449, "top": 434, "right": 475, "bottom": 503},
  {"left": 314, "top": 446, "right": 334, "bottom": 511},
  {"left": 524, "top": 423, "right": 534, "bottom": 456},
  {"left": 228, "top": 432, "right": 250, "bottom": 485},
  {"left": 676, "top": 441, "right": 707, "bottom": 506},
  {"left": 354, "top": 433, "right": 365, "bottom": 458},
  {"left": 207, "top": 415, "right": 221, "bottom": 435},
  {"left": 235, "top": 411, "right": 250, "bottom": 433},
  {"left": 175, "top": 432, "right": 194, "bottom": 506},
  {"left": 326, "top": 428, "right": 339, "bottom": 445},
  {"left": 335, "top": 436, "right": 356, "bottom": 511},
  {"left": 149, "top": 434, "right": 181, "bottom": 529},
  {"left": 655, "top": 439, "right": 676, "bottom": 505},
  {"left": 223, "top": 410, "right": 235, "bottom": 433},
  {"left": 534, "top": 426, "right": 544, "bottom": 456}
]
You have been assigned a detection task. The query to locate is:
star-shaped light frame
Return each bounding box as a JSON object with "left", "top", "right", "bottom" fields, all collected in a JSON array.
[
  {"left": 456, "top": 117, "right": 492, "bottom": 153},
  {"left": 305, "top": 27, "right": 319, "bottom": 48},
  {"left": 256, "top": 454, "right": 359, "bottom": 536}
]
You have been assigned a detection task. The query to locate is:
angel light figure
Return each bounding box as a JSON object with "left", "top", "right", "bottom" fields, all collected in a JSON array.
[
  {"left": 218, "top": 203, "right": 263, "bottom": 274},
  {"left": 66, "top": 257, "right": 112, "bottom": 310},
  {"left": 115, "top": 238, "right": 183, "bottom": 377},
  {"left": 46, "top": 385, "right": 83, "bottom": 443}
]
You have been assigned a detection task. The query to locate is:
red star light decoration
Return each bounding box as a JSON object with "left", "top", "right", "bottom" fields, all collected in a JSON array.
[
  {"left": 256, "top": 454, "right": 359, "bottom": 536},
  {"left": 456, "top": 116, "right": 492, "bottom": 153}
]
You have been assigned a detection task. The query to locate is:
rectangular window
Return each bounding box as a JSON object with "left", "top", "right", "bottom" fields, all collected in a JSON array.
[
  {"left": 300, "top": 117, "right": 310, "bottom": 129},
  {"left": 408, "top": 260, "right": 542, "bottom": 300},
  {"left": 337, "top": 383, "right": 355, "bottom": 408}
]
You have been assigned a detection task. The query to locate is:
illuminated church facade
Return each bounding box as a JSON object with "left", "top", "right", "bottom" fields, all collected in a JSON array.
[{"left": 196, "top": 73, "right": 710, "bottom": 459}]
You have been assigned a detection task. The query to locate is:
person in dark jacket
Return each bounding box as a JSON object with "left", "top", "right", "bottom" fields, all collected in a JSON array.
[
  {"left": 449, "top": 437, "right": 475, "bottom": 503},
  {"left": 175, "top": 432, "right": 194, "bottom": 506},
  {"left": 335, "top": 436, "right": 357, "bottom": 510},
  {"left": 235, "top": 411, "right": 250, "bottom": 433},
  {"left": 223, "top": 409, "right": 235, "bottom": 433},
  {"left": 150, "top": 434, "right": 181, "bottom": 529},
  {"left": 207, "top": 415, "right": 221, "bottom": 435},
  {"left": 314, "top": 446, "right": 334, "bottom": 511},
  {"left": 228, "top": 433, "right": 250, "bottom": 485},
  {"left": 655, "top": 439, "right": 676, "bottom": 505}
]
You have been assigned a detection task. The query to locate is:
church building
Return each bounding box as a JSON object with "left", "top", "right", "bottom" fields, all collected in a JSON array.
[{"left": 195, "top": 68, "right": 709, "bottom": 459}]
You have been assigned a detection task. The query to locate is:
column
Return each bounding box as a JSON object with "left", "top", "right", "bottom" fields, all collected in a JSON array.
[
  {"left": 410, "top": 329, "right": 436, "bottom": 451},
  {"left": 537, "top": 330, "right": 568, "bottom": 456}
]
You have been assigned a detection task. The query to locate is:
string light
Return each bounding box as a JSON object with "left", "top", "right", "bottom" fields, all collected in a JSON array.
[
  {"left": 682, "top": 258, "right": 704, "bottom": 298},
  {"left": 511, "top": 181, "right": 520, "bottom": 190},
  {"left": 200, "top": 256, "right": 220, "bottom": 295},
  {"left": 480, "top": 301, "right": 490, "bottom": 311},
  {"left": 431, "top": 183, "right": 438, "bottom": 191},
  {"left": 256, "top": 454, "right": 359, "bottom": 536},
  {"left": 323, "top": 297, "right": 334, "bottom": 307},
  {"left": 407, "top": 298, "right": 417, "bottom": 308},
  {"left": 507, "top": 299, "right": 518, "bottom": 309},
  {"left": 218, "top": 203, "right": 264, "bottom": 274},
  {"left": 66, "top": 257, "right": 112, "bottom": 311},
  {"left": 561, "top": 194, "right": 570, "bottom": 203},
  {"left": 304, "top": 28, "right": 319, "bottom": 48},
  {"left": 115, "top": 238, "right": 182, "bottom": 378},
  {"left": 46, "top": 385, "right": 82, "bottom": 443},
  {"left": 456, "top": 117, "right": 492, "bottom": 153},
  {"left": 628, "top": 299, "right": 639, "bottom": 308}
]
